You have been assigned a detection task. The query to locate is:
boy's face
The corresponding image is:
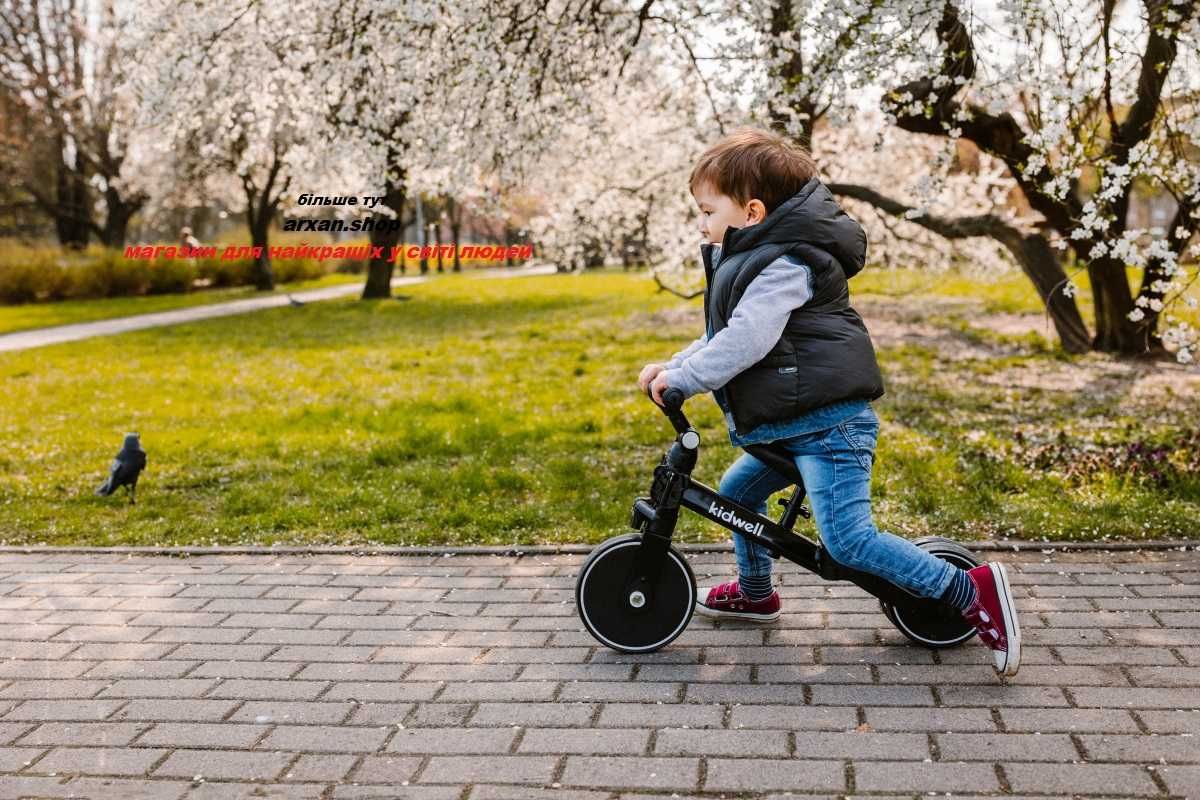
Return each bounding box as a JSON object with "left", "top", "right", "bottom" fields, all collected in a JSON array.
[{"left": 693, "top": 181, "right": 766, "bottom": 245}]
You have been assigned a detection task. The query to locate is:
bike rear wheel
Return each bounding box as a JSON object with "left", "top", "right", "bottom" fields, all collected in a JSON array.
[{"left": 880, "top": 536, "right": 981, "bottom": 649}]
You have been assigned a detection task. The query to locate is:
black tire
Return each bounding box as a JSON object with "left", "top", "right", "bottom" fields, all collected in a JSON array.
[
  {"left": 576, "top": 533, "right": 697, "bottom": 654},
  {"left": 881, "top": 536, "right": 982, "bottom": 649}
]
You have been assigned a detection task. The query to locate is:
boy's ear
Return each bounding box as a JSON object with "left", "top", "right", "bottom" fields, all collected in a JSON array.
[{"left": 746, "top": 199, "right": 767, "bottom": 225}]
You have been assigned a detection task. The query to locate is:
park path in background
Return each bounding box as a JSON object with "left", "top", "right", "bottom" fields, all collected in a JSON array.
[
  {"left": 0, "top": 546, "right": 1196, "bottom": 798},
  {"left": 0, "top": 263, "right": 560, "bottom": 353}
]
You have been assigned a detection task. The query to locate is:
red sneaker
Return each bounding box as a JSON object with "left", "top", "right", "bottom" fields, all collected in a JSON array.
[
  {"left": 963, "top": 562, "right": 1021, "bottom": 677},
  {"left": 695, "top": 579, "right": 781, "bottom": 622}
]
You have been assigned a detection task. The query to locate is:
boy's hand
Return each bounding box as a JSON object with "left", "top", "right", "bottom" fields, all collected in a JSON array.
[
  {"left": 637, "top": 363, "right": 665, "bottom": 393},
  {"left": 649, "top": 371, "right": 671, "bottom": 406}
]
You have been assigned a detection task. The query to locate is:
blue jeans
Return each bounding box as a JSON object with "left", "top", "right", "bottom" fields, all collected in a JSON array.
[{"left": 717, "top": 405, "right": 954, "bottom": 599}]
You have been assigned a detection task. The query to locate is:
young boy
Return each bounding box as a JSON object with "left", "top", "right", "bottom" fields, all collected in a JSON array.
[{"left": 637, "top": 127, "right": 1021, "bottom": 677}]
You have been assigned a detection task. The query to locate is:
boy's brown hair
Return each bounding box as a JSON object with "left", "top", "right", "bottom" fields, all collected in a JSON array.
[{"left": 689, "top": 127, "right": 818, "bottom": 216}]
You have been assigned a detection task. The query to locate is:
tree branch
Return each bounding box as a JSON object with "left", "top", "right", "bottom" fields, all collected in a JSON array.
[
  {"left": 886, "top": 2, "right": 1078, "bottom": 232},
  {"left": 826, "top": 182, "right": 1023, "bottom": 241},
  {"left": 652, "top": 270, "right": 703, "bottom": 299}
]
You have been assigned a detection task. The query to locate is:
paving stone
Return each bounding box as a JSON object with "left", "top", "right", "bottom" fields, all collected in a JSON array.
[
  {"left": 3, "top": 699, "right": 125, "bottom": 721},
  {"left": 470, "top": 786, "right": 610, "bottom": 800},
  {"left": 0, "top": 775, "right": 189, "bottom": 799},
  {"left": 389, "top": 726, "right": 517, "bottom": 753},
  {"left": 561, "top": 755, "right": 700, "bottom": 791},
  {"left": 281, "top": 753, "right": 358, "bottom": 781},
  {"left": 0, "top": 680, "right": 109, "bottom": 699},
  {"left": 936, "top": 732, "right": 1079, "bottom": 761},
  {"left": 1079, "top": 733, "right": 1200, "bottom": 762},
  {"left": 189, "top": 660, "right": 299, "bottom": 679},
  {"left": 206, "top": 679, "right": 329, "bottom": 701},
  {"left": 1159, "top": 765, "right": 1200, "bottom": 797},
  {"left": 321, "top": 682, "right": 440, "bottom": 702},
  {"left": 97, "top": 678, "right": 219, "bottom": 698},
  {"left": 792, "top": 730, "right": 929, "bottom": 759},
  {"left": 111, "top": 699, "right": 239, "bottom": 722},
  {"left": 0, "top": 641, "right": 79, "bottom": 660},
  {"left": 1003, "top": 761, "right": 1161, "bottom": 795},
  {"left": 702, "top": 757, "right": 843, "bottom": 792},
  {"left": 1125, "top": 665, "right": 1200, "bottom": 686},
  {"left": 419, "top": 755, "right": 558, "bottom": 784},
  {"left": 853, "top": 760, "right": 1001, "bottom": 792},
  {"left": 345, "top": 702, "right": 415, "bottom": 725},
  {"left": 1070, "top": 686, "right": 1200, "bottom": 708},
  {"left": 937, "top": 685, "right": 1068, "bottom": 707},
  {"left": 0, "top": 722, "right": 33, "bottom": 745},
  {"left": 808, "top": 684, "right": 934, "bottom": 706},
  {"left": 866, "top": 707, "right": 996, "bottom": 732},
  {"left": 1000, "top": 707, "right": 1141, "bottom": 733},
  {"left": 507, "top": 727, "right": 639, "bottom": 761},
  {"left": 597, "top": 703, "right": 724, "bottom": 729},
  {"left": 401, "top": 664, "right": 522, "bottom": 682},
  {"left": 164, "top": 642, "right": 274, "bottom": 662},
  {"left": 1137, "top": 708, "right": 1200, "bottom": 734},
  {"left": 402, "top": 703, "right": 473, "bottom": 727},
  {"left": 28, "top": 745, "right": 168, "bottom": 776},
  {"left": 229, "top": 701, "right": 353, "bottom": 725},
  {"left": 0, "top": 746, "right": 49, "bottom": 771},
  {"left": 291, "top": 663, "right": 413, "bottom": 681},
  {"left": 0, "top": 660, "right": 97, "bottom": 679},
  {"left": 135, "top": 722, "right": 266, "bottom": 748},
  {"left": 259, "top": 724, "right": 389, "bottom": 753},
  {"left": 154, "top": 748, "right": 293, "bottom": 780},
  {"left": 83, "top": 660, "right": 200, "bottom": 679},
  {"left": 331, "top": 784, "right": 461, "bottom": 799},
  {"left": 653, "top": 728, "right": 787, "bottom": 756},
  {"left": 559, "top": 681, "right": 679, "bottom": 702},
  {"left": 68, "top": 643, "right": 176, "bottom": 661}
]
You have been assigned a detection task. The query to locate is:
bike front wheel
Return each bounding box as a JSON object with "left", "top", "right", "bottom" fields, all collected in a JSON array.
[{"left": 575, "top": 533, "right": 696, "bottom": 654}]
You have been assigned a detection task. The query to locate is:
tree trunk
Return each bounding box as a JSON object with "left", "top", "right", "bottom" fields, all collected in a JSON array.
[
  {"left": 435, "top": 218, "right": 443, "bottom": 273},
  {"left": 990, "top": 230, "right": 1092, "bottom": 354},
  {"left": 416, "top": 197, "right": 428, "bottom": 274},
  {"left": 54, "top": 164, "right": 91, "bottom": 249},
  {"left": 451, "top": 221, "right": 462, "bottom": 271},
  {"left": 448, "top": 196, "right": 462, "bottom": 272},
  {"left": 1087, "top": 255, "right": 1144, "bottom": 353},
  {"left": 363, "top": 182, "right": 405, "bottom": 299},
  {"left": 249, "top": 216, "right": 274, "bottom": 291},
  {"left": 1132, "top": 255, "right": 1172, "bottom": 356},
  {"left": 100, "top": 188, "right": 144, "bottom": 248}
]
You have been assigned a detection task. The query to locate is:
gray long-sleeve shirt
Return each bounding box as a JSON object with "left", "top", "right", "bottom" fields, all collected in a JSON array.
[{"left": 662, "top": 251, "right": 812, "bottom": 398}]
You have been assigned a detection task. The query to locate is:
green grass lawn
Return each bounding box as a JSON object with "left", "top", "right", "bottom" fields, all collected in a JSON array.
[
  {"left": 1, "top": 267, "right": 1197, "bottom": 546},
  {"left": 0, "top": 273, "right": 365, "bottom": 336}
]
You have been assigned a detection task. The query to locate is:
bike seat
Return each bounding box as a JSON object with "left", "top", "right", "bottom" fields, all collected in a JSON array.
[{"left": 743, "top": 442, "right": 805, "bottom": 488}]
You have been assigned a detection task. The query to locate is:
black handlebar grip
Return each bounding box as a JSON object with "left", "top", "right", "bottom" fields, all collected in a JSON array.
[{"left": 662, "top": 387, "right": 684, "bottom": 412}]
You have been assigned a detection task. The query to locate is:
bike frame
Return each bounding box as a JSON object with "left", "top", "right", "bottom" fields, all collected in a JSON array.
[{"left": 625, "top": 394, "right": 948, "bottom": 617}]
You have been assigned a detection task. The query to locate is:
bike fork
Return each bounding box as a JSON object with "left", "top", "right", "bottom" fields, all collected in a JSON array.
[{"left": 624, "top": 458, "right": 690, "bottom": 608}]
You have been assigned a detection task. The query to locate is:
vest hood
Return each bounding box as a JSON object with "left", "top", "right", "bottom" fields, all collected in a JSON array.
[{"left": 711, "top": 177, "right": 867, "bottom": 280}]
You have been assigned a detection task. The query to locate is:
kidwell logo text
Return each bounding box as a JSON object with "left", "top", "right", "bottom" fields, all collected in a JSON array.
[{"left": 708, "top": 502, "right": 764, "bottom": 536}]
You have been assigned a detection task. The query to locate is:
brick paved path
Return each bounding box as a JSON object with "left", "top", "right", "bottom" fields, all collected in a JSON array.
[{"left": 0, "top": 548, "right": 1197, "bottom": 799}]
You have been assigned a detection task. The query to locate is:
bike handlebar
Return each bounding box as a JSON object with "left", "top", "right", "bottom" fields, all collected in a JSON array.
[{"left": 645, "top": 384, "right": 690, "bottom": 435}]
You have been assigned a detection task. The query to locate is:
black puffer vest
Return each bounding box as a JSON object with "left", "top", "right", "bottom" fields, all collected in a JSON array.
[{"left": 703, "top": 177, "right": 885, "bottom": 435}]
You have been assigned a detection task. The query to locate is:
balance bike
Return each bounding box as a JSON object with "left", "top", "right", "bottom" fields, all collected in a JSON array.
[{"left": 575, "top": 387, "right": 981, "bottom": 653}]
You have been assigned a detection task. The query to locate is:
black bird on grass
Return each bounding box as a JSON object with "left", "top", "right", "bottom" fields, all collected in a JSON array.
[{"left": 96, "top": 433, "right": 147, "bottom": 504}]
